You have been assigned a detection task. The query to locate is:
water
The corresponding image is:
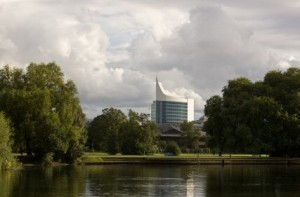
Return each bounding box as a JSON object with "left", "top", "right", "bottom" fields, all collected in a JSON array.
[{"left": 1, "top": 165, "right": 300, "bottom": 197}]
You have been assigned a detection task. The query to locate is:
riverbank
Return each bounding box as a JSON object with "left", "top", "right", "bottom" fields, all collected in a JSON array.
[
  {"left": 16, "top": 153, "right": 300, "bottom": 166},
  {"left": 80, "top": 153, "right": 300, "bottom": 165}
]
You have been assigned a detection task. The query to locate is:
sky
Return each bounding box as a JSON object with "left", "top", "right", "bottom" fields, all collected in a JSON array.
[{"left": 1, "top": 0, "right": 300, "bottom": 119}]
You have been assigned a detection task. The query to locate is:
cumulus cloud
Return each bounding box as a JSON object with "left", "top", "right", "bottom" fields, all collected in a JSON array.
[
  {"left": 129, "top": 5, "right": 276, "bottom": 97},
  {"left": 0, "top": 0, "right": 300, "bottom": 119}
]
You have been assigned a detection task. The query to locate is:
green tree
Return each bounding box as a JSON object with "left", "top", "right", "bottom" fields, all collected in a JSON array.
[
  {"left": 263, "top": 68, "right": 300, "bottom": 156},
  {"left": 119, "top": 118, "right": 143, "bottom": 155},
  {"left": 138, "top": 114, "right": 160, "bottom": 154},
  {"left": 88, "top": 108, "right": 127, "bottom": 154},
  {"left": 204, "top": 68, "right": 300, "bottom": 156},
  {"left": 119, "top": 110, "right": 159, "bottom": 155},
  {"left": 0, "top": 62, "right": 86, "bottom": 163},
  {"left": 179, "top": 121, "right": 201, "bottom": 153},
  {"left": 0, "top": 112, "right": 18, "bottom": 169},
  {"left": 203, "top": 95, "right": 226, "bottom": 153},
  {"left": 264, "top": 68, "right": 300, "bottom": 116}
]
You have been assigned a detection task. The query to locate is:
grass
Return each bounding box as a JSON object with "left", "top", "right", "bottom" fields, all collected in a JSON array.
[
  {"left": 83, "top": 152, "right": 269, "bottom": 159},
  {"left": 13, "top": 152, "right": 270, "bottom": 165},
  {"left": 79, "top": 155, "right": 104, "bottom": 163},
  {"left": 79, "top": 152, "right": 272, "bottom": 164}
]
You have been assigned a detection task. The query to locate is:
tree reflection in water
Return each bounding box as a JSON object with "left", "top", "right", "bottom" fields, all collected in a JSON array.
[{"left": 1, "top": 165, "right": 300, "bottom": 196}]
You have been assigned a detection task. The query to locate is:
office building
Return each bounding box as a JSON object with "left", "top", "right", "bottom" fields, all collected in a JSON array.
[{"left": 151, "top": 78, "right": 194, "bottom": 124}]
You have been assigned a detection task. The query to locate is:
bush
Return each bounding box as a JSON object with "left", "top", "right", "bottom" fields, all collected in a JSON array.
[
  {"left": 42, "top": 153, "right": 54, "bottom": 166},
  {"left": 164, "top": 141, "right": 181, "bottom": 156}
]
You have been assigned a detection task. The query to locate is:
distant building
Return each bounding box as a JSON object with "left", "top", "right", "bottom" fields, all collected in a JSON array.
[
  {"left": 192, "top": 116, "right": 208, "bottom": 136},
  {"left": 159, "top": 123, "right": 183, "bottom": 141},
  {"left": 151, "top": 78, "right": 194, "bottom": 124}
]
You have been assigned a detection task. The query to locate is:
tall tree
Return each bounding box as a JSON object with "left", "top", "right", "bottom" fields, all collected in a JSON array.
[
  {"left": 204, "top": 67, "right": 300, "bottom": 156},
  {"left": 263, "top": 68, "right": 300, "bottom": 156},
  {"left": 0, "top": 112, "right": 17, "bottom": 169},
  {"left": 0, "top": 62, "right": 86, "bottom": 162},
  {"left": 119, "top": 110, "right": 159, "bottom": 155},
  {"left": 203, "top": 95, "right": 226, "bottom": 153},
  {"left": 88, "top": 108, "right": 127, "bottom": 154},
  {"left": 179, "top": 121, "right": 201, "bottom": 153}
]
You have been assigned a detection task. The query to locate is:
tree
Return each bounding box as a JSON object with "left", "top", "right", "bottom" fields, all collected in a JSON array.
[
  {"left": 119, "top": 110, "right": 159, "bottom": 155},
  {"left": 119, "top": 118, "right": 143, "bottom": 155},
  {"left": 138, "top": 113, "right": 160, "bottom": 154},
  {"left": 204, "top": 67, "right": 300, "bottom": 156},
  {"left": 203, "top": 95, "right": 226, "bottom": 153},
  {"left": 0, "top": 112, "right": 18, "bottom": 169},
  {"left": 88, "top": 108, "right": 127, "bottom": 154},
  {"left": 263, "top": 68, "right": 300, "bottom": 156},
  {"left": 179, "top": 121, "right": 201, "bottom": 153},
  {"left": 88, "top": 109, "right": 159, "bottom": 155},
  {"left": 0, "top": 62, "right": 86, "bottom": 163},
  {"left": 264, "top": 68, "right": 300, "bottom": 116}
]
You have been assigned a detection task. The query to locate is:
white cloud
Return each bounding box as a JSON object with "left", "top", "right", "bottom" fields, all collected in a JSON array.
[
  {"left": 1, "top": 0, "right": 300, "bottom": 119},
  {"left": 128, "top": 5, "right": 276, "bottom": 98}
]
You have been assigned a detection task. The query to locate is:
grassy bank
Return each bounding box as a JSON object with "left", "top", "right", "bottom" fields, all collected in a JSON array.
[
  {"left": 16, "top": 152, "right": 299, "bottom": 166},
  {"left": 83, "top": 152, "right": 269, "bottom": 158},
  {"left": 79, "top": 152, "right": 300, "bottom": 165}
]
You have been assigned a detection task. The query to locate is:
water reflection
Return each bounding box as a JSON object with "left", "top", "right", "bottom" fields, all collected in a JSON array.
[
  {"left": 85, "top": 165, "right": 202, "bottom": 197},
  {"left": 205, "top": 165, "right": 300, "bottom": 197},
  {"left": 1, "top": 165, "right": 300, "bottom": 196},
  {"left": 0, "top": 166, "right": 86, "bottom": 197}
]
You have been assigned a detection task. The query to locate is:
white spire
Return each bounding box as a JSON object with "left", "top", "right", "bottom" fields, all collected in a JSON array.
[{"left": 155, "top": 78, "right": 189, "bottom": 102}]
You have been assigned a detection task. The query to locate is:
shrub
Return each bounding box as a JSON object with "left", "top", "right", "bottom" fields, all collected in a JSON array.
[
  {"left": 42, "top": 153, "right": 54, "bottom": 166},
  {"left": 164, "top": 141, "right": 181, "bottom": 156}
]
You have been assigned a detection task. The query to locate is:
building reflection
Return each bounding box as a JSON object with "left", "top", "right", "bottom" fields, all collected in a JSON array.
[{"left": 186, "top": 169, "right": 206, "bottom": 197}]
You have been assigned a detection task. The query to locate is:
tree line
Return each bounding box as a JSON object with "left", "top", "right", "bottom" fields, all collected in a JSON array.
[
  {"left": 3, "top": 61, "right": 298, "bottom": 168},
  {"left": 87, "top": 107, "right": 203, "bottom": 155},
  {"left": 204, "top": 67, "right": 300, "bottom": 157},
  {"left": 88, "top": 108, "right": 160, "bottom": 155},
  {"left": 0, "top": 61, "right": 202, "bottom": 168}
]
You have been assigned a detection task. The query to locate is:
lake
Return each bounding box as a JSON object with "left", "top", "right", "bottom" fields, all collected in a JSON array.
[{"left": 1, "top": 164, "right": 300, "bottom": 197}]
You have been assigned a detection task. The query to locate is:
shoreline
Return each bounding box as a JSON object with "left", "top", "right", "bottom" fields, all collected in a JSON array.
[
  {"left": 79, "top": 156, "right": 300, "bottom": 165},
  {"left": 17, "top": 154, "right": 300, "bottom": 166}
]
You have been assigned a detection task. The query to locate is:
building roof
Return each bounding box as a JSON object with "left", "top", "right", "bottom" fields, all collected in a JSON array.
[
  {"left": 156, "top": 77, "right": 189, "bottom": 102},
  {"left": 159, "top": 123, "right": 183, "bottom": 137}
]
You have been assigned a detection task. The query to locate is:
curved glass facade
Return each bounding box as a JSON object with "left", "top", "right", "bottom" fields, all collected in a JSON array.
[
  {"left": 151, "top": 78, "right": 194, "bottom": 124},
  {"left": 151, "top": 101, "right": 188, "bottom": 124}
]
